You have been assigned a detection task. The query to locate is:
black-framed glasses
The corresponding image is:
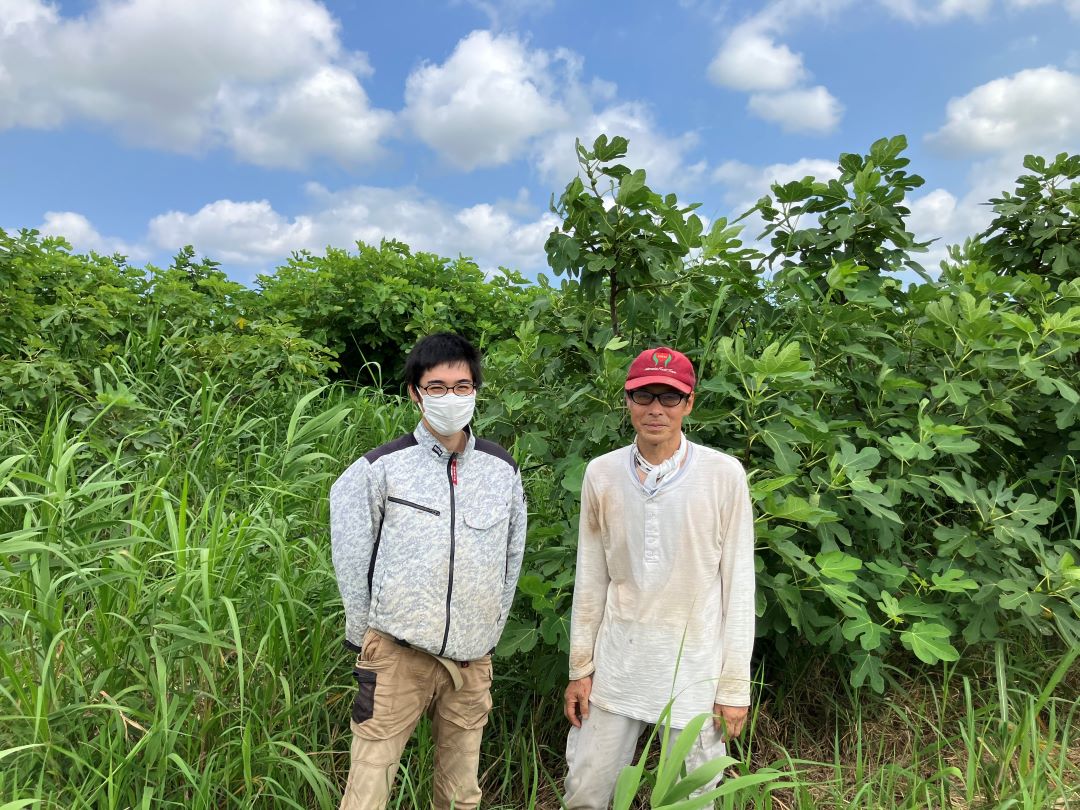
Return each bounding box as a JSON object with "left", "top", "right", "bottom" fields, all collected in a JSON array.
[
  {"left": 626, "top": 389, "right": 689, "bottom": 407},
  {"left": 417, "top": 382, "right": 477, "bottom": 397}
]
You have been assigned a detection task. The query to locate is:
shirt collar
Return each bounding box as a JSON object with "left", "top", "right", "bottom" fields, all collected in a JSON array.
[
  {"left": 413, "top": 420, "right": 475, "bottom": 460},
  {"left": 624, "top": 440, "right": 694, "bottom": 495}
]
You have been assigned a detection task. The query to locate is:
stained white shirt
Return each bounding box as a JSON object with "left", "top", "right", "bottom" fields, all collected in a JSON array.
[{"left": 568, "top": 441, "right": 756, "bottom": 728}]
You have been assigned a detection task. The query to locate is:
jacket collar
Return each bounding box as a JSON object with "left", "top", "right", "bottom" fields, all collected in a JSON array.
[{"left": 413, "top": 420, "right": 475, "bottom": 460}]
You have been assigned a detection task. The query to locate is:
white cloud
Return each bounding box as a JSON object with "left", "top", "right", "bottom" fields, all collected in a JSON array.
[
  {"left": 401, "top": 29, "right": 705, "bottom": 188},
  {"left": 906, "top": 188, "right": 992, "bottom": 269},
  {"left": 303, "top": 185, "right": 560, "bottom": 275},
  {"left": 707, "top": 29, "right": 808, "bottom": 92},
  {"left": 453, "top": 203, "right": 560, "bottom": 267},
  {"left": 713, "top": 157, "right": 841, "bottom": 210},
  {"left": 37, "top": 211, "right": 146, "bottom": 259},
  {"left": 704, "top": 5, "right": 844, "bottom": 133},
  {"left": 534, "top": 102, "right": 707, "bottom": 195},
  {"left": 148, "top": 201, "right": 317, "bottom": 265},
  {"left": 747, "top": 86, "right": 844, "bottom": 133},
  {"left": 713, "top": 0, "right": 1074, "bottom": 45},
  {"left": 0, "top": 0, "right": 56, "bottom": 36},
  {"left": 31, "top": 188, "right": 560, "bottom": 281},
  {"left": 1005, "top": 0, "right": 1080, "bottom": 14},
  {"left": 882, "top": 0, "right": 992, "bottom": 22},
  {"left": 0, "top": 0, "right": 392, "bottom": 168},
  {"left": 705, "top": 0, "right": 1080, "bottom": 138},
  {"left": 145, "top": 187, "right": 559, "bottom": 277},
  {"left": 403, "top": 30, "right": 572, "bottom": 170},
  {"left": 927, "top": 67, "right": 1080, "bottom": 155},
  {"left": 957, "top": 152, "right": 1047, "bottom": 213},
  {"left": 737, "top": 0, "right": 854, "bottom": 31},
  {"left": 222, "top": 67, "right": 393, "bottom": 169},
  {"left": 458, "top": 0, "right": 556, "bottom": 28}
]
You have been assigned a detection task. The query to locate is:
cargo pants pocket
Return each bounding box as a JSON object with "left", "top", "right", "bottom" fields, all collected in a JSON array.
[
  {"left": 437, "top": 658, "right": 493, "bottom": 730},
  {"left": 351, "top": 668, "right": 377, "bottom": 724}
]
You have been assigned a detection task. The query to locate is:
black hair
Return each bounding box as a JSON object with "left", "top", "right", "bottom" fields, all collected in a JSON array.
[{"left": 404, "top": 332, "right": 483, "bottom": 393}]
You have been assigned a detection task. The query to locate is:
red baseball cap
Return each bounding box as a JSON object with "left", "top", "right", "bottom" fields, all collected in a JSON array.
[{"left": 625, "top": 347, "right": 696, "bottom": 394}]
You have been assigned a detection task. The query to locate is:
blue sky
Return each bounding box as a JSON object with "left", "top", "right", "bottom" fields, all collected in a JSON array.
[{"left": 2, "top": 0, "right": 1078, "bottom": 285}]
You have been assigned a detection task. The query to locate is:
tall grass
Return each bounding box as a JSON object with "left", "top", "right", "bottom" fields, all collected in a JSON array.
[
  {"left": 738, "top": 645, "right": 1079, "bottom": 809},
  {"left": 2, "top": 374, "right": 1078, "bottom": 808},
  {"left": 0, "top": 375, "right": 411, "bottom": 808}
]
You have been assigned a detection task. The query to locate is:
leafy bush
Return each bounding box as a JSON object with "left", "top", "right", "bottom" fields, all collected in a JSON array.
[
  {"left": 259, "top": 239, "right": 538, "bottom": 387},
  {"left": 0, "top": 232, "right": 335, "bottom": 421},
  {"left": 491, "top": 135, "right": 1080, "bottom": 695}
]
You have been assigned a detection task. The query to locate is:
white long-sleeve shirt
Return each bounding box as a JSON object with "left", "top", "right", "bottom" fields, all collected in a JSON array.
[{"left": 568, "top": 441, "right": 756, "bottom": 728}]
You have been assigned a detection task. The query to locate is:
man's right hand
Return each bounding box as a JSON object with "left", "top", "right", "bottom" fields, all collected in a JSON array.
[{"left": 564, "top": 676, "right": 592, "bottom": 728}]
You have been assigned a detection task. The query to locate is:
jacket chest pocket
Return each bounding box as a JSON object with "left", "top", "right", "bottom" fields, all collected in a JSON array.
[{"left": 462, "top": 502, "right": 510, "bottom": 540}]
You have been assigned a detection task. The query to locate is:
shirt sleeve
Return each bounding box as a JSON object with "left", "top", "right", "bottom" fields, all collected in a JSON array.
[
  {"left": 496, "top": 469, "right": 528, "bottom": 639},
  {"left": 568, "top": 467, "right": 610, "bottom": 681},
  {"left": 329, "top": 458, "right": 384, "bottom": 647},
  {"left": 714, "top": 463, "right": 756, "bottom": 706}
]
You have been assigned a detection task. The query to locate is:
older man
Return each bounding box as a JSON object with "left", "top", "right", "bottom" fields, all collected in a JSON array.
[{"left": 562, "top": 346, "right": 756, "bottom": 808}]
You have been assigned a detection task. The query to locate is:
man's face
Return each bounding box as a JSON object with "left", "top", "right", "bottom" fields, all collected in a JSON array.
[
  {"left": 625, "top": 383, "right": 694, "bottom": 445},
  {"left": 409, "top": 361, "right": 475, "bottom": 404}
]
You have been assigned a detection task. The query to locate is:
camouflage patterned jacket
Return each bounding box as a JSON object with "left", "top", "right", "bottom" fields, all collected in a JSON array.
[{"left": 330, "top": 421, "right": 527, "bottom": 661}]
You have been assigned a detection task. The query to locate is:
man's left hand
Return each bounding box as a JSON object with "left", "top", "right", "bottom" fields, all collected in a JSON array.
[{"left": 712, "top": 704, "right": 748, "bottom": 741}]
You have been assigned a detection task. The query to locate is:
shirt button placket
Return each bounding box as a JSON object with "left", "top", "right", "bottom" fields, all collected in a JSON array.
[{"left": 644, "top": 499, "right": 660, "bottom": 565}]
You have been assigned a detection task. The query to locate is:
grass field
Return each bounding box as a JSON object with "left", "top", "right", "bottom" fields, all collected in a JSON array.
[{"left": 2, "top": 382, "right": 1077, "bottom": 809}]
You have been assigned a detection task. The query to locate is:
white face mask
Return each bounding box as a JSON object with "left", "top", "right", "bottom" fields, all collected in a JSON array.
[{"left": 420, "top": 392, "right": 476, "bottom": 436}]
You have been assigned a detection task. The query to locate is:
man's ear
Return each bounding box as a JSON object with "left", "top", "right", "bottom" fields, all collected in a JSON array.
[{"left": 408, "top": 385, "right": 421, "bottom": 406}]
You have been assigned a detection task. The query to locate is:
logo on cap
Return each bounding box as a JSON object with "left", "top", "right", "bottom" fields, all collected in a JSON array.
[{"left": 627, "top": 346, "right": 695, "bottom": 393}]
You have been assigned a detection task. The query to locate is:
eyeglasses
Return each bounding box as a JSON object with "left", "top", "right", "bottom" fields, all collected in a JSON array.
[
  {"left": 417, "top": 382, "right": 477, "bottom": 397},
  {"left": 626, "top": 390, "right": 689, "bottom": 407}
]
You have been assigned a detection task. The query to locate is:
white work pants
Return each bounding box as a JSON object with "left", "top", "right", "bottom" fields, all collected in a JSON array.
[{"left": 563, "top": 702, "right": 727, "bottom": 809}]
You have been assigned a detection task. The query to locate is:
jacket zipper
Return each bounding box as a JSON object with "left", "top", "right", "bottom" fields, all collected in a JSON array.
[
  {"left": 439, "top": 455, "right": 457, "bottom": 657},
  {"left": 386, "top": 496, "right": 441, "bottom": 516}
]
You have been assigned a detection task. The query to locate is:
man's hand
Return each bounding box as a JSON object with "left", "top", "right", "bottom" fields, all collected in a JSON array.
[
  {"left": 713, "top": 704, "right": 748, "bottom": 741},
  {"left": 564, "top": 676, "right": 592, "bottom": 728}
]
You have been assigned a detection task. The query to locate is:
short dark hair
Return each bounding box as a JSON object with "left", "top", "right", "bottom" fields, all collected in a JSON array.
[{"left": 404, "top": 333, "right": 483, "bottom": 392}]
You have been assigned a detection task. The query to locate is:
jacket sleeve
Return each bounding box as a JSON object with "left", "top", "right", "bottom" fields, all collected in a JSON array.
[
  {"left": 568, "top": 467, "right": 609, "bottom": 681},
  {"left": 330, "top": 458, "right": 385, "bottom": 648},
  {"left": 714, "top": 462, "right": 756, "bottom": 706},
  {"left": 496, "top": 469, "right": 528, "bottom": 640}
]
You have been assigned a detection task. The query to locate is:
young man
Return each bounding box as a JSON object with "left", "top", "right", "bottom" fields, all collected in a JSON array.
[
  {"left": 330, "top": 332, "right": 527, "bottom": 810},
  {"left": 562, "top": 347, "right": 756, "bottom": 808}
]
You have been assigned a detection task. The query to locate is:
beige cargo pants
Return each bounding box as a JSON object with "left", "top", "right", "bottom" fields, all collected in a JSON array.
[{"left": 339, "top": 630, "right": 493, "bottom": 810}]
